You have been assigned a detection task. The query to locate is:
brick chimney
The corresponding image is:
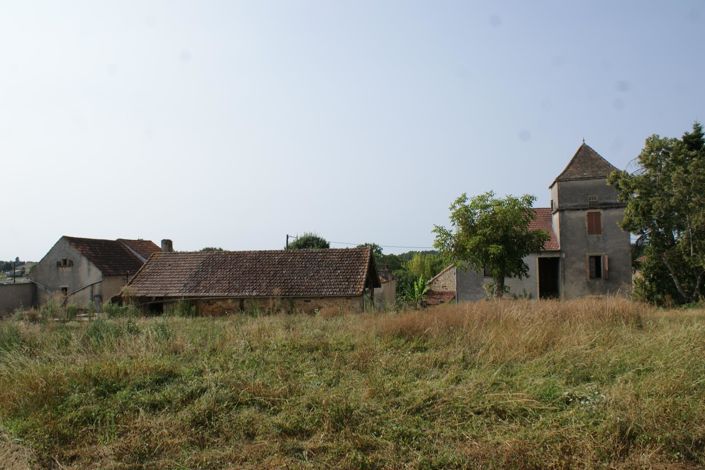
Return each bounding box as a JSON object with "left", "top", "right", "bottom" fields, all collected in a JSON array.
[{"left": 161, "top": 239, "right": 173, "bottom": 252}]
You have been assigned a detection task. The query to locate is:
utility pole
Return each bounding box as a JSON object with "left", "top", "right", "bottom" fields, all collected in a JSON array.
[
  {"left": 12, "top": 259, "right": 16, "bottom": 284},
  {"left": 286, "top": 234, "right": 297, "bottom": 249}
]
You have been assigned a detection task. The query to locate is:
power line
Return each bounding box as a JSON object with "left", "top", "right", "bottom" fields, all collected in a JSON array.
[{"left": 328, "top": 240, "right": 434, "bottom": 250}]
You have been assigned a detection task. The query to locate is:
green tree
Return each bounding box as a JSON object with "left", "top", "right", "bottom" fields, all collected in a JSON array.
[
  {"left": 407, "top": 276, "right": 429, "bottom": 309},
  {"left": 433, "top": 192, "right": 549, "bottom": 298},
  {"left": 288, "top": 232, "right": 330, "bottom": 250},
  {"left": 609, "top": 122, "right": 705, "bottom": 304},
  {"left": 357, "top": 243, "right": 383, "bottom": 261},
  {"left": 406, "top": 252, "right": 447, "bottom": 279},
  {"left": 200, "top": 247, "right": 224, "bottom": 252}
]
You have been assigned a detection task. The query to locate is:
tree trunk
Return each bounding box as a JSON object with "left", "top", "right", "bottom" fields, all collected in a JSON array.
[
  {"left": 494, "top": 276, "right": 505, "bottom": 299},
  {"left": 662, "top": 253, "right": 689, "bottom": 303}
]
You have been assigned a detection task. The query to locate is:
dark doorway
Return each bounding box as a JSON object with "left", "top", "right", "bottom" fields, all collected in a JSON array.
[{"left": 538, "top": 257, "right": 560, "bottom": 299}]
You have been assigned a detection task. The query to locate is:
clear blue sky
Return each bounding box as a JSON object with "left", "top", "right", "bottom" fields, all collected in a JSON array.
[{"left": 1, "top": 1, "right": 703, "bottom": 260}]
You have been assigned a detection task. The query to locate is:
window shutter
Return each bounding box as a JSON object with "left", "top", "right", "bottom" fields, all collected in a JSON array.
[
  {"left": 587, "top": 212, "right": 602, "bottom": 235},
  {"left": 602, "top": 255, "right": 609, "bottom": 280}
]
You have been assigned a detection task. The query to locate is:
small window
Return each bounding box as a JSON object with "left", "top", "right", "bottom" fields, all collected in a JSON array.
[
  {"left": 588, "top": 255, "right": 608, "bottom": 280},
  {"left": 56, "top": 258, "right": 74, "bottom": 268},
  {"left": 587, "top": 212, "right": 602, "bottom": 235},
  {"left": 588, "top": 256, "right": 602, "bottom": 279},
  {"left": 60, "top": 287, "right": 69, "bottom": 296}
]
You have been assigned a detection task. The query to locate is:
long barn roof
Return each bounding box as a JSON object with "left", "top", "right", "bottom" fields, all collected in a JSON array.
[{"left": 122, "top": 247, "right": 380, "bottom": 299}]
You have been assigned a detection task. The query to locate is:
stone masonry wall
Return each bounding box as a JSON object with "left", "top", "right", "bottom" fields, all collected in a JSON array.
[{"left": 195, "top": 296, "right": 364, "bottom": 316}]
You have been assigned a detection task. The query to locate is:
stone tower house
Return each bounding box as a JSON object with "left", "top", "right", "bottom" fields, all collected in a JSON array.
[
  {"left": 426, "top": 143, "right": 632, "bottom": 302},
  {"left": 549, "top": 143, "right": 632, "bottom": 297}
]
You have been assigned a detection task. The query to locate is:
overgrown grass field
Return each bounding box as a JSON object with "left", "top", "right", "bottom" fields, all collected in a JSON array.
[{"left": 2, "top": 299, "right": 705, "bottom": 468}]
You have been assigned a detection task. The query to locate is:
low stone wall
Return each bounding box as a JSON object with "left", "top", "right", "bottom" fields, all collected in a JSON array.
[
  {"left": 195, "top": 296, "right": 364, "bottom": 316},
  {"left": 0, "top": 283, "right": 37, "bottom": 316}
]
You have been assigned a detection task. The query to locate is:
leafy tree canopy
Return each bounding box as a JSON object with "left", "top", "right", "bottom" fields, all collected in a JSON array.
[
  {"left": 406, "top": 252, "right": 447, "bottom": 280},
  {"left": 433, "top": 191, "right": 549, "bottom": 298},
  {"left": 357, "top": 243, "right": 383, "bottom": 260},
  {"left": 200, "top": 247, "right": 224, "bottom": 252},
  {"left": 288, "top": 232, "right": 330, "bottom": 250},
  {"left": 609, "top": 122, "right": 705, "bottom": 304}
]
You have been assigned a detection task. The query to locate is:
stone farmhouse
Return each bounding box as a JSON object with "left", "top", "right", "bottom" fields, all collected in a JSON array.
[
  {"left": 120, "top": 246, "right": 381, "bottom": 314},
  {"left": 30, "top": 236, "right": 163, "bottom": 309},
  {"left": 427, "top": 143, "right": 632, "bottom": 301}
]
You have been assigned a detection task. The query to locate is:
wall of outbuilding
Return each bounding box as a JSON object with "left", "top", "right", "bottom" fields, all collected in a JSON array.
[
  {"left": 193, "top": 296, "right": 365, "bottom": 316},
  {"left": 374, "top": 281, "right": 397, "bottom": 310},
  {"left": 456, "top": 268, "right": 486, "bottom": 302},
  {"left": 455, "top": 253, "right": 551, "bottom": 301},
  {"left": 31, "top": 238, "right": 104, "bottom": 307},
  {"left": 0, "top": 283, "right": 36, "bottom": 316},
  {"left": 428, "top": 267, "right": 456, "bottom": 293}
]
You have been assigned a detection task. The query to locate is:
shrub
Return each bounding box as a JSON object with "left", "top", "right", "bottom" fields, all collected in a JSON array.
[
  {"left": 82, "top": 319, "right": 124, "bottom": 349},
  {"left": 38, "top": 300, "right": 61, "bottom": 322},
  {"left": 0, "top": 323, "right": 23, "bottom": 352},
  {"left": 103, "top": 302, "right": 141, "bottom": 318},
  {"left": 165, "top": 301, "right": 196, "bottom": 317},
  {"left": 65, "top": 304, "right": 79, "bottom": 321}
]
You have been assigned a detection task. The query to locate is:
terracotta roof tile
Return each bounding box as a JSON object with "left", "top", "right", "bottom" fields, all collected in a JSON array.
[
  {"left": 123, "top": 247, "right": 380, "bottom": 298},
  {"left": 117, "top": 239, "right": 161, "bottom": 261},
  {"left": 64, "top": 236, "right": 153, "bottom": 277},
  {"left": 552, "top": 143, "right": 618, "bottom": 185},
  {"left": 530, "top": 208, "right": 560, "bottom": 251}
]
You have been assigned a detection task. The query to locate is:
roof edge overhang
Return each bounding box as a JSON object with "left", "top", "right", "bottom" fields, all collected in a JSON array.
[{"left": 123, "top": 293, "right": 368, "bottom": 300}]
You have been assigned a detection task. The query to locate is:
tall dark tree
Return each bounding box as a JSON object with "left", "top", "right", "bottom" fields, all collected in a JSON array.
[
  {"left": 610, "top": 122, "right": 705, "bottom": 304},
  {"left": 433, "top": 192, "right": 549, "bottom": 298},
  {"left": 288, "top": 232, "right": 330, "bottom": 250}
]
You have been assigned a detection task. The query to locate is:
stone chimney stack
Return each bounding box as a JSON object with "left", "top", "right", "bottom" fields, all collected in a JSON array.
[{"left": 161, "top": 239, "right": 173, "bottom": 253}]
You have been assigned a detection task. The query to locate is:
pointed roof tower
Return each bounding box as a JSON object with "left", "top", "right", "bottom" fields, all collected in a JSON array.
[{"left": 551, "top": 143, "right": 618, "bottom": 186}]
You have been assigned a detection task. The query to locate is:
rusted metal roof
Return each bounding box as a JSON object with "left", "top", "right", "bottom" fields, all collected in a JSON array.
[
  {"left": 552, "top": 143, "right": 618, "bottom": 185},
  {"left": 123, "top": 247, "right": 380, "bottom": 299},
  {"left": 63, "top": 236, "right": 158, "bottom": 277},
  {"left": 530, "top": 208, "right": 560, "bottom": 251}
]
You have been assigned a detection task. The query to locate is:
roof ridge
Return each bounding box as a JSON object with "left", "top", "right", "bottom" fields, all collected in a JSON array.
[
  {"left": 154, "top": 247, "right": 370, "bottom": 255},
  {"left": 551, "top": 142, "right": 618, "bottom": 186},
  {"left": 63, "top": 235, "right": 114, "bottom": 242},
  {"left": 63, "top": 236, "right": 148, "bottom": 276},
  {"left": 427, "top": 264, "right": 455, "bottom": 285},
  {"left": 122, "top": 247, "right": 380, "bottom": 299}
]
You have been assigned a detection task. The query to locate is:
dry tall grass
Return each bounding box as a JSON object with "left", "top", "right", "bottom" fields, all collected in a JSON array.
[{"left": 1, "top": 298, "right": 704, "bottom": 468}]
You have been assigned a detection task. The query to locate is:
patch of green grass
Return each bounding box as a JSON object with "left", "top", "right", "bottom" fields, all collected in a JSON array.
[{"left": 1, "top": 299, "right": 705, "bottom": 468}]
